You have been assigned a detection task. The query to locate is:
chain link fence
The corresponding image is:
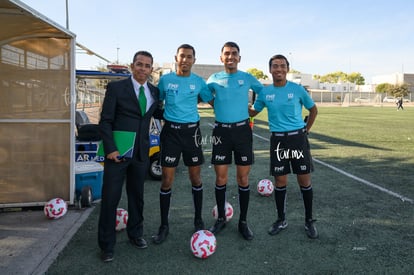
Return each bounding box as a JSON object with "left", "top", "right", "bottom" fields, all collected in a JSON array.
[{"left": 308, "top": 90, "right": 412, "bottom": 106}]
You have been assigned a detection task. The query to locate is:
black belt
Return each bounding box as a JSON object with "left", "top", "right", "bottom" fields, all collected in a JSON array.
[
  {"left": 215, "top": 119, "right": 249, "bottom": 128},
  {"left": 272, "top": 128, "right": 306, "bottom": 137},
  {"left": 166, "top": 121, "right": 199, "bottom": 130}
]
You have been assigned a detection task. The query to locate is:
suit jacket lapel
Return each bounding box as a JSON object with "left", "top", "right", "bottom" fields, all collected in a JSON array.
[
  {"left": 125, "top": 77, "right": 146, "bottom": 116},
  {"left": 125, "top": 77, "right": 138, "bottom": 103}
]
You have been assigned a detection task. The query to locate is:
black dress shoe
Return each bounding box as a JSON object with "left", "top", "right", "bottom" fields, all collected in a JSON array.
[
  {"left": 209, "top": 217, "right": 226, "bottom": 234},
  {"left": 152, "top": 225, "right": 169, "bottom": 244},
  {"left": 101, "top": 251, "right": 114, "bottom": 263},
  {"left": 238, "top": 221, "right": 254, "bottom": 240},
  {"left": 129, "top": 237, "right": 148, "bottom": 249}
]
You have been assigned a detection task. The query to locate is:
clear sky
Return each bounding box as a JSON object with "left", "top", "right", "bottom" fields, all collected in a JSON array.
[{"left": 20, "top": 0, "right": 414, "bottom": 83}]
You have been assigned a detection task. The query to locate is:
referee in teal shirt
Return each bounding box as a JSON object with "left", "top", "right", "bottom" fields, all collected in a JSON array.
[
  {"left": 152, "top": 44, "right": 211, "bottom": 244},
  {"left": 207, "top": 42, "right": 263, "bottom": 240},
  {"left": 249, "top": 54, "right": 319, "bottom": 239}
]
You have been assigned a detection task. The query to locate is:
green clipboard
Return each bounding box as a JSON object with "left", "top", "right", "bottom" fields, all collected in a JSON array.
[{"left": 97, "top": 131, "right": 136, "bottom": 158}]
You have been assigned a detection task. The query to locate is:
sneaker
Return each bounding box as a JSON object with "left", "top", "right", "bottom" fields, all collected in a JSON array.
[
  {"left": 194, "top": 218, "right": 205, "bottom": 232},
  {"left": 305, "top": 219, "right": 318, "bottom": 239},
  {"left": 268, "top": 219, "right": 288, "bottom": 235},
  {"left": 238, "top": 221, "right": 254, "bottom": 240},
  {"left": 209, "top": 217, "right": 226, "bottom": 234}
]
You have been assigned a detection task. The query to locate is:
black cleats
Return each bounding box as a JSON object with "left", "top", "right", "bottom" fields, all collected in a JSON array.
[
  {"left": 209, "top": 217, "right": 226, "bottom": 234},
  {"left": 305, "top": 219, "right": 318, "bottom": 239},
  {"left": 238, "top": 221, "right": 254, "bottom": 240},
  {"left": 194, "top": 218, "right": 205, "bottom": 232},
  {"left": 268, "top": 219, "right": 288, "bottom": 236},
  {"left": 152, "top": 225, "right": 169, "bottom": 244}
]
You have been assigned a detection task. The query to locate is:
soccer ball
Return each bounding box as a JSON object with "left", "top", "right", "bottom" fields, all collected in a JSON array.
[
  {"left": 190, "top": 230, "right": 217, "bottom": 259},
  {"left": 115, "top": 208, "right": 128, "bottom": 231},
  {"left": 212, "top": 201, "right": 233, "bottom": 222},
  {"left": 257, "top": 179, "right": 274, "bottom": 196},
  {"left": 44, "top": 198, "right": 67, "bottom": 219}
]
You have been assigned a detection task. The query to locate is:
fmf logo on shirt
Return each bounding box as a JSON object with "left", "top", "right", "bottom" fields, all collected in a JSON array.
[
  {"left": 167, "top": 83, "right": 179, "bottom": 95},
  {"left": 168, "top": 83, "right": 179, "bottom": 90},
  {"left": 218, "top": 79, "right": 228, "bottom": 86},
  {"left": 288, "top": 93, "right": 294, "bottom": 99},
  {"left": 266, "top": 94, "right": 275, "bottom": 102}
]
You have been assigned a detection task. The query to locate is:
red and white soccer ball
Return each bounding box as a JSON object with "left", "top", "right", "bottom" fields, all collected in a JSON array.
[
  {"left": 115, "top": 208, "right": 128, "bottom": 231},
  {"left": 257, "top": 179, "right": 274, "bottom": 196},
  {"left": 44, "top": 198, "right": 68, "bottom": 219},
  {"left": 190, "top": 230, "right": 217, "bottom": 259},
  {"left": 212, "top": 201, "right": 233, "bottom": 222}
]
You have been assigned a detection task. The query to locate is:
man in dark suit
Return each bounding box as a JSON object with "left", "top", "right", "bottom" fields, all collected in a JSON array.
[{"left": 98, "top": 50, "right": 163, "bottom": 263}]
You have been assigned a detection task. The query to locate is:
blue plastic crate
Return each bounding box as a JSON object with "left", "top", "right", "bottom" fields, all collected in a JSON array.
[{"left": 75, "top": 161, "right": 103, "bottom": 201}]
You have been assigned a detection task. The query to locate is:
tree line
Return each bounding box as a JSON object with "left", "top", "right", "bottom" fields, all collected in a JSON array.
[{"left": 247, "top": 68, "right": 409, "bottom": 97}]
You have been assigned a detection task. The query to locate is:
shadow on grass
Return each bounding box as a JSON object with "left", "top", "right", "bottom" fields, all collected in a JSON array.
[{"left": 310, "top": 132, "right": 388, "bottom": 150}]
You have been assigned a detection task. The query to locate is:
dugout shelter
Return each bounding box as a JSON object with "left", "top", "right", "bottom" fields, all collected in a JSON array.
[{"left": 0, "top": 0, "right": 76, "bottom": 207}]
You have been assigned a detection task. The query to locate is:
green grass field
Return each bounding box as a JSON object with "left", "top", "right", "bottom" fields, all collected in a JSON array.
[{"left": 47, "top": 106, "right": 414, "bottom": 274}]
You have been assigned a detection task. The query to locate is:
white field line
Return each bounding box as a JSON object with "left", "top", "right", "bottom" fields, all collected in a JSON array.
[
  {"left": 312, "top": 158, "right": 413, "bottom": 204},
  {"left": 205, "top": 121, "right": 413, "bottom": 204}
]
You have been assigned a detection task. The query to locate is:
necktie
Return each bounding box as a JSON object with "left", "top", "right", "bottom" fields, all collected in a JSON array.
[{"left": 139, "top": 85, "right": 147, "bottom": 116}]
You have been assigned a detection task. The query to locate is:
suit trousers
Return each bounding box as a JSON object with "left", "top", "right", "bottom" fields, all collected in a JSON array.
[{"left": 98, "top": 157, "right": 149, "bottom": 252}]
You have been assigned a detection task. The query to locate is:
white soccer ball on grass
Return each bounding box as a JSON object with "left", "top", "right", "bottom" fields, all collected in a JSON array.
[
  {"left": 115, "top": 208, "right": 128, "bottom": 231},
  {"left": 44, "top": 198, "right": 68, "bottom": 219},
  {"left": 257, "top": 179, "right": 274, "bottom": 197},
  {"left": 212, "top": 201, "right": 234, "bottom": 222},
  {"left": 190, "top": 230, "right": 217, "bottom": 259}
]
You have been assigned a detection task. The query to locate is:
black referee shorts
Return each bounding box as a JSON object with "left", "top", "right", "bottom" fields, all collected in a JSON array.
[
  {"left": 160, "top": 121, "right": 204, "bottom": 167},
  {"left": 270, "top": 128, "right": 314, "bottom": 176},
  {"left": 211, "top": 119, "right": 253, "bottom": 166}
]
